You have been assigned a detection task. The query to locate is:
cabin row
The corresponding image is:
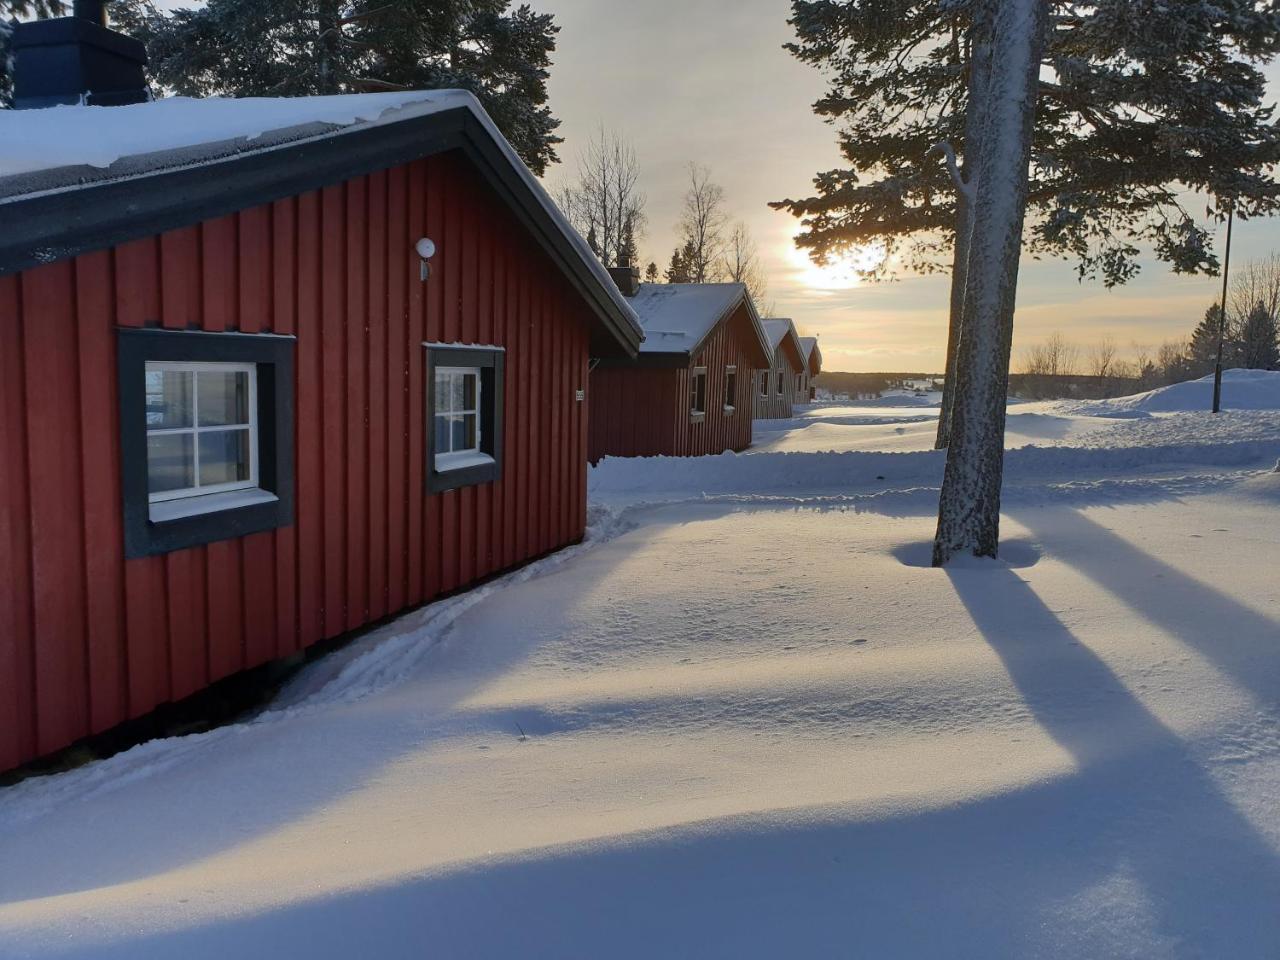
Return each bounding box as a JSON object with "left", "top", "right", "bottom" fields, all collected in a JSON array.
[{"left": 0, "top": 11, "right": 821, "bottom": 771}]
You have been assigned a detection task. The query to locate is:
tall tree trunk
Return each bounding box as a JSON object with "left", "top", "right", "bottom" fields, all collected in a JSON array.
[
  {"left": 932, "top": 0, "right": 1048, "bottom": 565},
  {"left": 935, "top": 1, "right": 995, "bottom": 451}
]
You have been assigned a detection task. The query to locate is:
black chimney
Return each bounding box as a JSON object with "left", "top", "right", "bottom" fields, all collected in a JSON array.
[
  {"left": 12, "top": 0, "right": 149, "bottom": 109},
  {"left": 607, "top": 263, "right": 640, "bottom": 297}
]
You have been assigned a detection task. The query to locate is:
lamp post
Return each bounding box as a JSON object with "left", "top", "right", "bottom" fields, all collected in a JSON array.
[{"left": 1212, "top": 205, "right": 1234, "bottom": 415}]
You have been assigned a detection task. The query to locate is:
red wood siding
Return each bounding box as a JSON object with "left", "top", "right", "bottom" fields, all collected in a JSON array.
[
  {"left": 754, "top": 337, "right": 806, "bottom": 420},
  {"left": 0, "top": 149, "right": 594, "bottom": 771},
  {"left": 589, "top": 303, "right": 758, "bottom": 462}
]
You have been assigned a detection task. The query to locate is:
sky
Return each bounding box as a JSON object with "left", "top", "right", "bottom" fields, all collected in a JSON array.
[{"left": 533, "top": 0, "right": 1280, "bottom": 372}]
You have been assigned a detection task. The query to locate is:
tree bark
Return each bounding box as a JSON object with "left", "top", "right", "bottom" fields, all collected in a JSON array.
[
  {"left": 935, "top": 1, "right": 995, "bottom": 451},
  {"left": 932, "top": 0, "right": 1048, "bottom": 565}
]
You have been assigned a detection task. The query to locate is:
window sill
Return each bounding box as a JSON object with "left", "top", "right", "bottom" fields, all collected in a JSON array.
[
  {"left": 149, "top": 487, "right": 278, "bottom": 524},
  {"left": 689, "top": 412, "right": 706, "bottom": 424},
  {"left": 723, "top": 405, "right": 735, "bottom": 414},
  {"left": 435, "top": 451, "right": 496, "bottom": 473}
]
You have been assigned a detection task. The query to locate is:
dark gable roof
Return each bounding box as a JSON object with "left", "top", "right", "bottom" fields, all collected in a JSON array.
[{"left": 0, "top": 92, "right": 642, "bottom": 358}]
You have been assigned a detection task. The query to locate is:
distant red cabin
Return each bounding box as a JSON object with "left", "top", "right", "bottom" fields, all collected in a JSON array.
[
  {"left": 799, "top": 336, "right": 823, "bottom": 401},
  {"left": 588, "top": 275, "right": 773, "bottom": 462},
  {"left": 0, "top": 90, "right": 641, "bottom": 772},
  {"left": 754, "top": 318, "right": 807, "bottom": 419}
]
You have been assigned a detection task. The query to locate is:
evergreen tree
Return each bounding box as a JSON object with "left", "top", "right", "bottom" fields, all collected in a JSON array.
[
  {"left": 776, "top": 0, "right": 1280, "bottom": 447},
  {"left": 1188, "top": 305, "right": 1227, "bottom": 376},
  {"left": 1239, "top": 301, "right": 1280, "bottom": 370},
  {"left": 120, "top": 0, "right": 562, "bottom": 174},
  {"left": 665, "top": 244, "right": 692, "bottom": 284},
  {"left": 586, "top": 224, "right": 601, "bottom": 260},
  {"left": 618, "top": 212, "right": 638, "bottom": 267},
  {"left": 644, "top": 261, "right": 659, "bottom": 283}
]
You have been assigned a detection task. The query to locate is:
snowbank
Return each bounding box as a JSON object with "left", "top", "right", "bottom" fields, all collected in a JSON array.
[{"left": 1068, "top": 369, "right": 1280, "bottom": 415}]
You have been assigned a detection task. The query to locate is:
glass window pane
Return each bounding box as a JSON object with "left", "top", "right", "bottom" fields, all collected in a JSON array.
[
  {"left": 461, "top": 373, "right": 477, "bottom": 411},
  {"left": 434, "top": 414, "right": 452, "bottom": 453},
  {"left": 450, "top": 372, "right": 466, "bottom": 411},
  {"left": 144, "top": 369, "right": 193, "bottom": 429},
  {"left": 451, "top": 414, "right": 476, "bottom": 452},
  {"left": 197, "top": 370, "right": 251, "bottom": 426},
  {"left": 435, "top": 370, "right": 452, "bottom": 415},
  {"left": 198, "top": 429, "right": 251, "bottom": 486},
  {"left": 147, "top": 433, "right": 194, "bottom": 493}
]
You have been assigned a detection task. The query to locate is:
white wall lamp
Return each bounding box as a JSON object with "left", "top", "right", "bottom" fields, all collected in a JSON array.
[{"left": 415, "top": 237, "right": 436, "bottom": 282}]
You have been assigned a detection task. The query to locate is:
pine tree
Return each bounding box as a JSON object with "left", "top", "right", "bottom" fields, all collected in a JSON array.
[
  {"left": 665, "top": 245, "right": 691, "bottom": 284},
  {"left": 586, "top": 224, "right": 601, "bottom": 260},
  {"left": 118, "top": 0, "right": 562, "bottom": 174},
  {"left": 644, "top": 261, "right": 659, "bottom": 283},
  {"left": 1239, "top": 301, "right": 1280, "bottom": 370},
  {"left": 618, "top": 212, "right": 638, "bottom": 267},
  {"left": 776, "top": 0, "right": 1280, "bottom": 446},
  {"left": 1188, "top": 305, "right": 1227, "bottom": 376},
  {"left": 932, "top": 0, "right": 1048, "bottom": 565}
]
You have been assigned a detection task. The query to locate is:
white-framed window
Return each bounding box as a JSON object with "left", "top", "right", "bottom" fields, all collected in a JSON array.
[
  {"left": 759, "top": 372, "right": 769, "bottom": 397},
  {"left": 690, "top": 365, "right": 707, "bottom": 419},
  {"left": 145, "top": 361, "right": 258, "bottom": 505},
  {"left": 433, "top": 365, "right": 488, "bottom": 471},
  {"left": 723, "top": 365, "right": 737, "bottom": 411},
  {"left": 425, "top": 344, "right": 504, "bottom": 492},
  {"left": 775, "top": 371, "right": 784, "bottom": 395}
]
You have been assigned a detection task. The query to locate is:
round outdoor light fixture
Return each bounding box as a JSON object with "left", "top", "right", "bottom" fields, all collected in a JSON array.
[{"left": 415, "top": 237, "right": 436, "bottom": 281}]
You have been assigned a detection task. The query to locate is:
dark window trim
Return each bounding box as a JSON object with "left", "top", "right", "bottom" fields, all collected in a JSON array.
[
  {"left": 118, "top": 328, "right": 295, "bottom": 559},
  {"left": 425, "top": 343, "right": 505, "bottom": 493}
]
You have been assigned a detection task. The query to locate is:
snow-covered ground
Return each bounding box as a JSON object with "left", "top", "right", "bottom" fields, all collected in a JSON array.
[{"left": 2, "top": 371, "right": 1279, "bottom": 959}]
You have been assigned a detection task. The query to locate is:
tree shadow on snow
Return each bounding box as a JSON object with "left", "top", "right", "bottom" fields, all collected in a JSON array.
[{"left": 945, "top": 554, "right": 1280, "bottom": 957}]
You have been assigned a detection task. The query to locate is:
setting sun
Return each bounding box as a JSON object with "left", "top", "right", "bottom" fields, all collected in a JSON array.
[{"left": 788, "top": 237, "right": 887, "bottom": 291}]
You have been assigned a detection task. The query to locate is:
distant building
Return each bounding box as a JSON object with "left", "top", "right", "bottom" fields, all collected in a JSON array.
[
  {"left": 798, "top": 336, "right": 823, "bottom": 401},
  {"left": 755, "top": 319, "right": 806, "bottom": 419},
  {"left": 589, "top": 274, "right": 773, "bottom": 462}
]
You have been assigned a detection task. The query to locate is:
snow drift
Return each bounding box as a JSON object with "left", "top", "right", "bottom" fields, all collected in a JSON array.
[{"left": 1070, "top": 369, "right": 1280, "bottom": 416}]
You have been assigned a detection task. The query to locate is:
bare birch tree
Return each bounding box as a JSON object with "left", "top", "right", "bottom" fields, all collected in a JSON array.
[
  {"left": 557, "top": 126, "right": 646, "bottom": 267},
  {"left": 720, "top": 221, "right": 768, "bottom": 303},
  {"left": 678, "top": 163, "right": 729, "bottom": 283}
]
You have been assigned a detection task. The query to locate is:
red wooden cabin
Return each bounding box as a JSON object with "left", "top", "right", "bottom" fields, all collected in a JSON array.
[
  {"left": 799, "top": 336, "right": 823, "bottom": 401},
  {"left": 754, "top": 319, "right": 806, "bottom": 419},
  {"left": 588, "top": 271, "right": 772, "bottom": 462},
  {"left": 0, "top": 79, "right": 641, "bottom": 771}
]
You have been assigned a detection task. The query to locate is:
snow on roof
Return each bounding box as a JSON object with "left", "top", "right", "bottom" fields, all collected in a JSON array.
[
  {"left": 0, "top": 90, "right": 642, "bottom": 342},
  {"left": 0, "top": 91, "right": 458, "bottom": 178},
  {"left": 762, "top": 318, "right": 796, "bottom": 352},
  {"left": 799, "top": 336, "right": 818, "bottom": 360},
  {"left": 630, "top": 282, "right": 752, "bottom": 355}
]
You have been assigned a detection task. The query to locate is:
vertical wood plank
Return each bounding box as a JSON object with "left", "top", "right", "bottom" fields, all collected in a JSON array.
[
  {"left": 320, "top": 184, "right": 347, "bottom": 636},
  {"left": 345, "top": 176, "right": 369, "bottom": 629},
  {"left": 201, "top": 215, "right": 238, "bottom": 332},
  {"left": 385, "top": 167, "right": 408, "bottom": 613},
  {"left": 74, "top": 251, "right": 128, "bottom": 733},
  {"left": 295, "top": 190, "right": 325, "bottom": 649},
  {"left": 366, "top": 169, "right": 389, "bottom": 621},
  {"left": 23, "top": 262, "right": 90, "bottom": 754},
  {"left": 237, "top": 205, "right": 271, "bottom": 334},
  {"left": 160, "top": 227, "right": 200, "bottom": 330},
  {"left": 0, "top": 274, "right": 35, "bottom": 767}
]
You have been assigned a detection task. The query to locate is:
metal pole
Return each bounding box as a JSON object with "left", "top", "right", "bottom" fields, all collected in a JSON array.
[{"left": 1212, "top": 206, "right": 1234, "bottom": 414}]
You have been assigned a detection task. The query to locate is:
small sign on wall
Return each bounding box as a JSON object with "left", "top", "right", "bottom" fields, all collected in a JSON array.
[{"left": 575, "top": 388, "right": 585, "bottom": 401}]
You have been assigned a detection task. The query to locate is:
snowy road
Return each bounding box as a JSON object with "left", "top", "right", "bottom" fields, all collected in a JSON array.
[{"left": 2, "top": 375, "right": 1280, "bottom": 959}]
